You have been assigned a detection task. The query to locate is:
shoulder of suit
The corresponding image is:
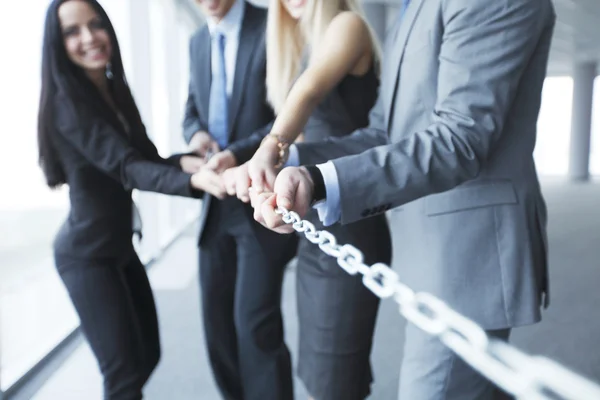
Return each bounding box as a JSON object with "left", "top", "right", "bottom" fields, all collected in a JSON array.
[
  {"left": 244, "top": 1, "right": 268, "bottom": 24},
  {"left": 190, "top": 24, "right": 209, "bottom": 45}
]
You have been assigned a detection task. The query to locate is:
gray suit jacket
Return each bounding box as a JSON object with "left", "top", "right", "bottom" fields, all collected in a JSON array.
[{"left": 296, "top": 0, "right": 555, "bottom": 329}]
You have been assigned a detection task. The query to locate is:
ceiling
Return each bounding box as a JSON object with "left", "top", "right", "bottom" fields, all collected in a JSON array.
[
  {"left": 361, "top": 0, "right": 600, "bottom": 76},
  {"left": 187, "top": 0, "right": 600, "bottom": 77},
  {"left": 548, "top": 0, "right": 600, "bottom": 76}
]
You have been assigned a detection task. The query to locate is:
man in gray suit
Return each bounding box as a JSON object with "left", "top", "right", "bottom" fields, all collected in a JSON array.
[{"left": 250, "top": 0, "right": 555, "bottom": 398}]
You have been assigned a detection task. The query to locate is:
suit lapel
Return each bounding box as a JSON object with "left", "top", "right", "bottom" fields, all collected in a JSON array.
[
  {"left": 228, "top": 4, "right": 261, "bottom": 136},
  {"left": 384, "top": 0, "right": 425, "bottom": 129},
  {"left": 198, "top": 28, "right": 212, "bottom": 123}
]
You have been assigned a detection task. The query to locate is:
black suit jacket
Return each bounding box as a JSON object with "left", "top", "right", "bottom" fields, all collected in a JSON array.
[
  {"left": 52, "top": 92, "right": 199, "bottom": 259},
  {"left": 183, "top": 2, "right": 275, "bottom": 243}
]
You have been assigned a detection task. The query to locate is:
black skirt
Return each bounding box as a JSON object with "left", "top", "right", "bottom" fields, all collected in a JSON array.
[{"left": 295, "top": 213, "right": 391, "bottom": 400}]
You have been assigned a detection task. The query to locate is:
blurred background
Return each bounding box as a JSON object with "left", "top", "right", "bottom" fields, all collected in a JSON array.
[{"left": 0, "top": 0, "right": 599, "bottom": 399}]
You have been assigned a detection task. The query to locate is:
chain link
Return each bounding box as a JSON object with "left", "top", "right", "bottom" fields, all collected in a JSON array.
[{"left": 275, "top": 206, "right": 600, "bottom": 400}]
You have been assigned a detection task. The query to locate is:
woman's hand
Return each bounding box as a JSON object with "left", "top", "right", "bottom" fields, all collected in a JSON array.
[
  {"left": 190, "top": 167, "right": 226, "bottom": 199},
  {"left": 222, "top": 162, "right": 252, "bottom": 203},
  {"left": 247, "top": 137, "right": 281, "bottom": 193}
]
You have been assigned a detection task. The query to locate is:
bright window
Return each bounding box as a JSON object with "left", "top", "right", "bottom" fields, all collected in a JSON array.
[
  {"left": 0, "top": 0, "right": 197, "bottom": 392},
  {"left": 590, "top": 77, "right": 600, "bottom": 176},
  {"left": 534, "top": 77, "right": 574, "bottom": 176},
  {"left": 0, "top": 1, "right": 76, "bottom": 391}
]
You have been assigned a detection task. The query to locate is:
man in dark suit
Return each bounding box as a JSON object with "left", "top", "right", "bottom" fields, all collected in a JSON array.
[{"left": 182, "top": 1, "right": 297, "bottom": 399}]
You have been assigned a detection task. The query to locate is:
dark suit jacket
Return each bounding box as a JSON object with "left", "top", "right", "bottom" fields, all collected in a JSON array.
[
  {"left": 52, "top": 92, "right": 199, "bottom": 259},
  {"left": 183, "top": 2, "right": 275, "bottom": 243}
]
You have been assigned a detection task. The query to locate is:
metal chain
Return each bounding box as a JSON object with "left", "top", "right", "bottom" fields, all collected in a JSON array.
[{"left": 276, "top": 207, "right": 600, "bottom": 400}]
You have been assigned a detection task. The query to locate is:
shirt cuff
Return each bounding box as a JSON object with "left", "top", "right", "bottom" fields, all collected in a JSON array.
[
  {"left": 284, "top": 144, "right": 300, "bottom": 167},
  {"left": 314, "top": 162, "right": 342, "bottom": 227}
]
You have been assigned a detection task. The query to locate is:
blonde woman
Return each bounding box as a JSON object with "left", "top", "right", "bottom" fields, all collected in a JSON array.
[{"left": 219, "top": 0, "right": 392, "bottom": 398}]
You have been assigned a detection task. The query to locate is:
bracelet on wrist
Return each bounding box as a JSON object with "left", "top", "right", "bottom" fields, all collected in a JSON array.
[{"left": 261, "top": 133, "right": 291, "bottom": 168}]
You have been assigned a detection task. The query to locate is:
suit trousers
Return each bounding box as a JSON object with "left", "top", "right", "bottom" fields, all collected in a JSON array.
[
  {"left": 55, "top": 251, "right": 160, "bottom": 400},
  {"left": 398, "top": 323, "right": 511, "bottom": 399},
  {"left": 199, "top": 203, "right": 297, "bottom": 400}
]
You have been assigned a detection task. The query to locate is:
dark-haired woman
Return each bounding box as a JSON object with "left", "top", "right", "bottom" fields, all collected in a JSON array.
[{"left": 37, "top": 1, "right": 222, "bottom": 398}]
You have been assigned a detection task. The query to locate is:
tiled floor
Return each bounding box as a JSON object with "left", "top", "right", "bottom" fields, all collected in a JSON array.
[
  {"left": 18, "top": 179, "right": 600, "bottom": 399},
  {"left": 0, "top": 260, "right": 79, "bottom": 390}
]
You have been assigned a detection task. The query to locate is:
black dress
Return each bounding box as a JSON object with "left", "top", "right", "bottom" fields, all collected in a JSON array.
[{"left": 295, "top": 65, "right": 392, "bottom": 400}]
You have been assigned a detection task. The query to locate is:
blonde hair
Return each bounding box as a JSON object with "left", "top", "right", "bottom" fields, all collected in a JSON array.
[{"left": 266, "top": 0, "right": 382, "bottom": 114}]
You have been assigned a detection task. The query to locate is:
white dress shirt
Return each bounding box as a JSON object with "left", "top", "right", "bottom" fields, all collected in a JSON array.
[{"left": 206, "top": 0, "right": 245, "bottom": 96}]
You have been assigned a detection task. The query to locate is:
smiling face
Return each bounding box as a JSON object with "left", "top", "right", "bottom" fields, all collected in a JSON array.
[
  {"left": 280, "top": 0, "right": 307, "bottom": 20},
  {"left": 195, "top": 0, "right": 236, "bottom": 21},
  {"left": 58, "top": 0, "right": 112, "bottom": 76}
]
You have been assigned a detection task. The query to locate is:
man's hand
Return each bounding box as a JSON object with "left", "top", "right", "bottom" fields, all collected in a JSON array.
[
  {"left": 188, "top": 131, "right": 220, "bottom": 157},
  {"left": 190, "top": 167, "right": 226, "bottom": 199},
  {"left": 206, "top": 150, "right": 237, "bottom": 174},
  {"left": 180, "top": 155, "right": 206, "bottom": 174},
  {"left": 250, "top": 167, "right": 314, "bottom": 234}
]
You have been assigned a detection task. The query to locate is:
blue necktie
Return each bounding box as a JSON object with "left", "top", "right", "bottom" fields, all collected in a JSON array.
[
  {"left": 391, "top": 0, "right": 411, "bottom": 40},
  {"left": 208, "top": 32, "right": 228, "bottom": 149},
  {"left": 400, "top": 0, "right": 410, "bottom": 19}
]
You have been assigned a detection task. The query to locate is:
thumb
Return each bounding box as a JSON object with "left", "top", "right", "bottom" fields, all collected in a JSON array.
[
  {"left": 212, "top": 154, "right": 225, "bottom": 171},
  {"left": 264, "top": 166, "right": 278, "bottom": 192},
  {"left": 274, "top": 169, "right": 298, "bottom": 211},
  {"left": 248, "top": 162, "right": 265, "bottom": 193},
  {"left": 205, "top": 156, "right": 217, "bottom": 171}
]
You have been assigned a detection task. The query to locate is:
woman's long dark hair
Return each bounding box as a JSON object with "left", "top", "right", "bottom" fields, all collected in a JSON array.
[{"left": 38, "top": 0, "right": 143, "bottom": 188}]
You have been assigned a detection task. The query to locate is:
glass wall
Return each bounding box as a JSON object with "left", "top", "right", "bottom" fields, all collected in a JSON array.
[
  {"left": 0, "top": 0, "right": 74, "bottom": 391},
  {"left": 0, "top": 0, "right": 198, "bottom": 393},
  {"left": 533, "top": 76, "right": 600, "bottom": 177},
  {"left": 534, "top": 77, "right": 574, "bottom": 176},
  {"left": 590, "top": 78, "right": 600, "bottom": 176}
]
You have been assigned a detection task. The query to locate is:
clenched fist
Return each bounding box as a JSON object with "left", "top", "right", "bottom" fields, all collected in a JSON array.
[{"left": 250, "top": 166, "right": 314, "bottom": 234}]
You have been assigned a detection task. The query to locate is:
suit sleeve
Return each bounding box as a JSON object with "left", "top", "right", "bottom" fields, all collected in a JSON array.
[
  {"left": 133, "top": 123, "right": 194, "bottom": 169},
  {"left": 294, "top": 92, "right": 389, "bottom": 166},
  {"left": 226, "top": 121, "right": 273, "bottom": 164},
  {"left": 55, "top": 98, "right": 201, "bottom": 198},
  {"left": 332, "top": 0, "right": 554, "bottom": 224},
  {"left": 183, "top": 36, "right": 207, "bottom": 144}
]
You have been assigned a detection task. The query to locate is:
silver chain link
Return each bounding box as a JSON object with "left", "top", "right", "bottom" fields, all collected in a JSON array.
[{"left": 276, "top": 207, "right": 600, "bottom": 400}]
